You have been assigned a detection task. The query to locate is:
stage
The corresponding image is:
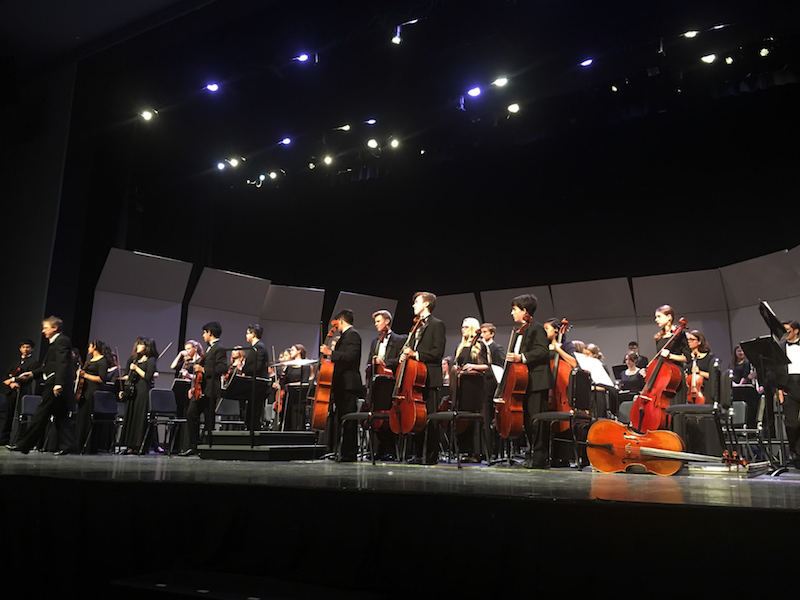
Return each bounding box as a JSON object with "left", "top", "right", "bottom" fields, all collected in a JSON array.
[{"left": 2, "top": 450, "right": 800, "bottom": 598}]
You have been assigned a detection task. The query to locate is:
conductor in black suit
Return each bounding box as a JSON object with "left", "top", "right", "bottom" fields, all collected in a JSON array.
[
  {"left": 506, "top": 294, "right": 553, "bottom": 469},
  {"left": 368, "top": 310, "right": 407, "bottom": 459},
  {"left": 180, "top": 321, "right": 227, "bottom": 456},
  {"left": 242, "top": 323, "right": 269, "bottom": 430},
  {"left": 1, "top": 338, "right": 39, "bottom": 446},
  {"left": 320, "top": 308, "right": 363, "bottom": 462},
  {"left": 8, "top": 316, "right": 77, "bottom": 454},
  {"left": 402, "top": 291, "right": 446, "bottom": 465}
]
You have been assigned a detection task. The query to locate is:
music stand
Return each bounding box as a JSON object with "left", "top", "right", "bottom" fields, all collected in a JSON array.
[{"left": 741, "top": 335, "right": 791, "bottom": 475}]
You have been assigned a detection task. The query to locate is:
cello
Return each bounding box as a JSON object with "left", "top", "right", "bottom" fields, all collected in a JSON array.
[
  {"left": 494, "top": 314, "right": 531, "bottom": 439},
  {"left": 389, "top": 317, "right": 427, "bottom": 435},
  {"left": 629, "top": 317, "right": 689, "bottom": 433},
  {"left": 548, "top": 318, "right": 573, "bottom": 433},
  {"left": 309, "top": 320, "right": 338, "bottom": 431}
]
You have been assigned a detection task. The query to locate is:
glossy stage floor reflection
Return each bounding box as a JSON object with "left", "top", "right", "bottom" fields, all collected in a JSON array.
[{"left": 2, "top": 449, "right": 800, "bottom": 510}]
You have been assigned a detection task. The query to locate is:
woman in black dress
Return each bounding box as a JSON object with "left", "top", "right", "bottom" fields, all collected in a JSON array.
[
  {"left": 619, "top": 351, "right": 645, "bottom": 394},
  {"left": 120, "top": 337, "right": 158, "bottom": 454},
  {"left": 453, "top": 317, "right": 490, "bottom": 461},
  {"left": 280, "top": 344, "right": 312, "bottom": 430},
  {"left": 686, "top": 330, "right": 716, "bottom": 400},
  {"left": 75, "top": 340, "right": 112, "bottom": 453},
  {"left": 654, "top": 304, "right": 690, "bottom": 404}
]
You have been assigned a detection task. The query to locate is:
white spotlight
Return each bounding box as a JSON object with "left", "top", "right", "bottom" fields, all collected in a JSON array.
[
  {"left": 280, "top": 137, "right": 291, "bottom": 145},
  {"left": 611, "top": 85, "right": 619, "bottom": 92},
  {"left": 140, "top": 110, "right": 157, "bottom": 121},
  {"left": 259, "top": 174, "right": 266, "bottom": 181},
  {"left": 365, "top": 119, "right": 377, "bottom": 125},
  {"left": 308, "top": 162, "right": 316, "bottom": 170},
  {"left": 725, "top": 56, "right": 734, "bottom": 65},
  {"left": 760, "top": 47, "right": 770, "bottom": 57},
  {"left": 228, "top": 158, "right": 239, "bottom": 167},
  {"left": 367, "top": 139, "right": 379, "bottom": 149},
  {"left": 334, "top": 124, "right": 351, "bottom": 131},
  {"left": 467, "top": 87, "right": 481, "bottom": 97},
  {"left": 492, "top": 77, "right": 508, "bottom": 87},
  {"left": 323, "top": 155, "right": 333, "bottom": 165},
  {"left": 206, "top": 83, "right": 219, "bottom": 92},
  {"left": 580, "top": 58, "right": 593, "bottom": 67},
  {"left": 701, "top": 54, "right": 716, "bottom": 64},
  {"left": 683, "top": 31, "right": 699, "bottom": 39},
  {"left": 507, "top": 103, "right": 520, "bottom": 113},
  {"left": 390, "top": 139, "right": 400, "bottom": 148},
  {"left": 294, "top": 53, "right": 310, "bottom": 62},
  {"left": 217, "top": 162, "right": 226, "bottom": 170},
  {"left": 392, "top": 26, "right": 402, "bottom": 45},
  {"left": 269, "top": 171, "right": 278, "bottom": 180}
]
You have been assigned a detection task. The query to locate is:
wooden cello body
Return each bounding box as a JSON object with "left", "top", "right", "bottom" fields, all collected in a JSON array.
[
  {"left": 310, "top": 321, "right": 338, "bottom": 431},
  {"left": 494, "top": 315, "right": 531, "bottom": 439},
  {"left": 389, "top": 317, "right": 428, "bottom": 435},
  {"left": 548, "top": 318, "right": 572, "bottom": 433},
  {"left": 629, "top": 317, "right": 688, "bottom": 432},
  {"left": 586, "top": 419, "right": 686, "bottom": 476}
]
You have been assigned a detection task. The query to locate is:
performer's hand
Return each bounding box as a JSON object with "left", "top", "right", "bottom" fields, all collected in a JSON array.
[
  {"left": 660, "top": 349, "right": 670, "bottom": 358},
  {"left": 320, "top": 345, "right": 332, "bottom": 357},
  {"left": 9, "top": 381, "right": 19, "bottom": 390},
  {"left": 53, "top": 385, "right": 62, "bottom": 396},
  {"left": 374, "top": 357, "right": 385, "bottom": 367},
  {"left": 17, "top": 372, "right": 32, "bottom": 381},
  {"left": 507, "top": 353, "right": 521, "bottom": 363}
]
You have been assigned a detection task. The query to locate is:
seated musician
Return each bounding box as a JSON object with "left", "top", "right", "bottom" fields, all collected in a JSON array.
[
  {"left": 504, "top": 294, "right": 551, "bottom": 469},
  {"left": 626, "top": 341, "right": 649, "bottom": 368},
  {"left": 368, "top": 310, "right": 406, "bottom": 460},
  {"left": 453, "top": 317, "right": 489, "bottom": 463},
  {"left": 685, "top": 330, "right": 716, "bottom": 397},
  {"left": 619, "top": 352, "right": 645, "bottom": 393},
  {"left": 679, "top": 329, "right": 722, "bottom": 455}
]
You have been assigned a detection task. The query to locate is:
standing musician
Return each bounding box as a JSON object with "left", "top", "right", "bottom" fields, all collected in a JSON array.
[
  {"left": 479, "top": 323, "right": 505, "bottom": 458},
  {"left": 367, "top": 310, "right": 406, "bottom": 459},
  {"left": 653, "top": 304, "right": 690, "bottom": 404},
  {"left": 453, "top": 317, "right": 489, "bottom": 462},
  {"left": 170, "top": 340, "right": 204, "bottom": 381},
  {"left": 1, "top": 338, "right": 39, "bottom": 446},
  {"left": 275, "top": 344, "right": 313, "bottom": 431},
  {"left": 119, "top": 336, "right": 158, "bottom": 454},
  {"left": 179, "top": 322, "right": 227, "bottom": 457},
  {"left": 505, "top": 294, "right": 552, "bottom": 469},
  {"left": 241, "top": 324, "right": 269, "bottom": 430},
  {"left": 75, "top": 340, "right": 113, "bottom": 453},
  {"left": 7, "top": 316, "right": 77, "bottom": 455},
  {"left": 778, "top": 320, "right": 800, "bottom": 468},
  {"left": 320, "top": 309, "right": 362, "bottom": 462},
  {"left": 401, "top": 291, "right": 446, "bottom": 465}
]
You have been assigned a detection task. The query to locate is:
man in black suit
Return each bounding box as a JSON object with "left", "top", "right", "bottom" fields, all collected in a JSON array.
[
  {"left": 320, "top": 308, "right": 363, "bottom": 461},
  {"left": 242, "top": 323, "right": 269, "bottom": 430},
  {"left": 506, "top": 294, "right": 552, "bottom": 469},
  {"left": 367, "top": 310, "right": 407, "bottom": 459},
  {"left": 778, "top": 320, "right": 800, "bottom": 467},
  {"left": 180, "top": 321, "right": 227, "bottom": 456},
  {"left": 402, "top": 291, "right": 446, "bottom": 465},
  {"left": 1, "top": 338, "right": 39, "bottom": 445},
  {"left": 8, "top": 317, "right": 76, "bottom": 454},
  {"left": 628, "top": 341, "right": 649, "bottom": 369},
  {"left": 479, "top": 323, "right": 505, "bottom": 458}
]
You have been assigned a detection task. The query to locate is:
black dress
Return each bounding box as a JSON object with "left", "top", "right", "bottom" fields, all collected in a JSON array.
[
  {"left": 282, "top": 365, "right": 311, "bottom": 431},
  {"left": 120, "top": 356, "right": 156, "bottom": 452},
  {"left": 656, "top": 333, "right": 690, "bottom": 405},
  {"left": 454, "top": 342, "right": 489, "bottom": 457},
  {"left": 620, "top": 369, "right": 645, "bottom": 393},
  {"left": 76, "top": 356, "right": 109, "bottom": 453}
]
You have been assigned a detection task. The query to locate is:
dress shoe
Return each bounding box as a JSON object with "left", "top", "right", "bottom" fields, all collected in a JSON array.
[
  {"left": 178, "top": 448, "right": 197, "bottom": 457},
  {"left": 406, "top": 456, "right": 423, "bottom": 464},
  {"left": 6, "top": 445, "right": 29, "bottom": 454},
  {"left": 53, "top": 449, "right": 71, "bottom": 456}
]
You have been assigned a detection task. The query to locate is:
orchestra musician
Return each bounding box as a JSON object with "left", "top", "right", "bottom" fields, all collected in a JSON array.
[
  {"left": 627, "top": 341, "right": 649, "bottom": 368},
  {"left": 241, "top": 324, "right": 269, "bottom": 430},
  {"left": 453, "top": 317, "right": 490, "bottom": 462},
  {"left": 505, "top": 294, "right": 552, "bottom": 469},
  {"left": 75, "top": 340, "right": 112, "bottom": 453},
  {"left": 686, "top": 330, "right": 716, "bottom": 394},
  {"left": 7, "top": 317, "right": 77, "bottom": 455},
  {"left": 619, "top": 351, "right": 645, "bottom": 393},
  {"left": 401, "top": 291, "right": 446, "bottom": 465},
  {"left": 1, "top": 338, "right": 38, "bottom": 446},
  {"left": 275, "top": 344, "right": 312, "bottom": 431},
  {"left": 170, "top": 340, "right": 204, "bottom": 380},
  {"left": 680, "top": 329, "right": 722, "bottom": 454},
  {"left": 778, "top": 320, "right": 800, "bottom": 468},
  {"left": 367, "top": 310, "right": 406, "bottom": 460},
  {"left": 180, "top": 322, "right": 227, "bottom": 456},
  {"left": 119, "top": 337, "right": 158, "bottom": 455},
  {"left": 653, "top": 304, "right": 690, "bottom": 404},
  {"left": 320, "top": 309, "right": 363, "bottom": 462},
  {"left": 479, "top": 323, "right": 505, "bottom": 459}
]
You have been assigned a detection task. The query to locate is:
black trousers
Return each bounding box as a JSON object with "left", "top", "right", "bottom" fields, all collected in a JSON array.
[
  {"left": 16, "top": 385, "right": 76, "bottom": 452},
  {"left": 523, "top": 388, "right": 550, "bottom": 466},
  {"left": 326, "top": 387, "right": 358, "bottom": 458},
  {"left": 186, "top": 395, "right": 215, "bottom": 450},
  {"left": 782, "top": 375, "right": 800, "bottom": 456}
]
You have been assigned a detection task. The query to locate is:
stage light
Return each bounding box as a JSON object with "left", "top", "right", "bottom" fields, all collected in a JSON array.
[
  {"left": 365, "top": 119, "right": 377, "bottom": 125},
  {"left": 323, "top": 155, "right": 333, "bottom": 165},
  {"left": 367, "top": 139, "right": 379, "bottom": 149},
  {"left": 392, "top": 26, "right": 402, "bottom": 45},
  {"left": 467, "top": 87, "right": 481, "bottom": 97},
  {"left": 140, "top": 109, "right": 157, "bottom": 120},
  {"left": 492, "top": 77, "right": 508, "bottom": 87},
  {"left": 334, "top": 124, "right": 351, "bottom": 131},
  {"left": 217, "top": 162, "right": 225, "bottom": 170},
  {"left": 228, "top": 158, "right": 239, "bottom": 167},
  {"left": 725, "top": 56, "right": 734, "bottom": 65},
  {"left": 611, "top": 85, "right": 618, "bottom": 92},
  {"left": 507, "top": 103, "right": 520, "bottom": 113},
  {"left": 294, "top": 53, "right": 310, "bottom": 62},
  {"left": 269, "top": 171, "right": 278, "bottom": 180},
  {"left": 205, "top": 83, "right": 219, "bottom": 92},
  {"left": 280, "top": 137, "right": 291, "bottom": 145},
  {"left": 760, "top": 47, "right": 771, "bottom": 57},
  {"left": 580, "top": 58, "right": 593, "bottom": 67},
  {"left": 390, "top": 139, "right": 400, "bottom": 148},
  {"left": 683, "top": 31, "right": 699, "bottom": 39},
  {"left": 259, "top": 174, "right": 266, "bottom": 181},
  {"left": 701, "top": 53, "right": 716, "bottom": 64},
  {"left": 420, "top": 149, "right": 426, "bottom": 155},
  {"left": 308, "top": 162, "right": 316, "bottom": 169}
]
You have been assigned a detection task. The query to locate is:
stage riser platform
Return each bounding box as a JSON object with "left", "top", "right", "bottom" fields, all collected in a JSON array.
[{"left": 198, "top": 444, "right": 327, "bottom": 461}]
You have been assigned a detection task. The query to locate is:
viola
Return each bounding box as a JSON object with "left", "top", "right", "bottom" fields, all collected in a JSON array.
[
  {"left": 309, "top": 320, "right": 338, "bottom": 431},
  {"left": 586, "top": 419, "right": 746, "bottom": 476},
  {"left": 389, "top": 317, "right": 428, "bottom": 435},
  {"left": 547, "top": 318, "right": 573, "bottom": 433},
  {"left": 189, "top": 368, "right": 204, "bottom": 401},
  {"left": 629, "top": 317, "right": 688, "bottom": 433},
  {"left": 121, "top": 354, "right": 141, "bottom": 402},
  {"left": 686, "top": 355, "right": 706, "bottom": 405},
  {"left": 494, "top": 314, "right": 532, "bottom": 439},
  {"left": 75, "top": 359, "right": 90, "bottom": 399}
]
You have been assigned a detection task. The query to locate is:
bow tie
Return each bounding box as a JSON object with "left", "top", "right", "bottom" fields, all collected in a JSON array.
[{"left": 788, "top": 340, "right": 800, "bottom": 346}]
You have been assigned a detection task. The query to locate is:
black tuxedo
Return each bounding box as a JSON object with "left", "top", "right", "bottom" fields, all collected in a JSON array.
[
  {"left": 516, "top": 321, "right": 552, "bottom": 467},
  {"left": 777, "top": 340, "right": 800, "bottom": 458},
  {"left": 328, "top": 326, "right": 362, "bottom": 459},
  {"left": 368, "top": 330, "right": 406, "bottom": 457},
  {"left": 411, "top": 315, "right": 446, "bottom": 464},
  {"left": 186, "top": 340, "right": 227, "bottom": 451},
  {"left": 16, "top": 333, "right": 76, "bottom": 452},
  {"left": 368, "top": 330, "right": 407, "bottom": 373},
  {"left": 242, "top": 341, "right": 269, "bottom": 378},
  {"left": 1, "top": 355, "right": 39, "bottom": 445}
]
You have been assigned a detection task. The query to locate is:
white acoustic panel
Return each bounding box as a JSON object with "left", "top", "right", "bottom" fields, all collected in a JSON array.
[
  {"left": 185, "top": 308, "right": 252, "bottom": 354},
  {"left": 435, "top": 293, "right": 481, "bottom": 360},
  {"left": 261, "top": 321, "right": 321, "bottom": 363},
  {"left": 261, "top": 285, "right": 324, "bottom": 324},
  {"left": 332, "top": 291, "right": 399, "bottom": 374},
  {"left": 632, "top": 269, "right": 726, "bottom": 316},
  {"left": 720, "top": 250, "right": 800, "bottom": 310},
  {"left": 730, "top": 297, "right": 800, "bottom": 349},
  {"left": 96, "top": 248, "right": 191, "bottom": 302},
  {"left": 481, "top": 286, "right": 553, "bottom": 327},
  {"left": 567, "top": 317, "right": 639, "bottom": 368},
  {"left": 552, "top": 278, "right": 634, "bottom": 320},
  {"left": 191, "top": 268, "right": 271, "bottom": 315}
]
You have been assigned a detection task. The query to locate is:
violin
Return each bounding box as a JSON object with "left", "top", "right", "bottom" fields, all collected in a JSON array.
[
  {"left": 189, "top": 367, "right": 204, "bottom": 401},
  {"left": 686, "top": 354, "right": 706, "bottom": 405},
  {"left": 309, "top": 320, "right": 338, "bottom": 431},
  {"left": 494, "top": 313, "right": 532, "bottom": 439},
  {"left": 586, "top": 419, "right": 746, "bottom": 476},
  {"left": 389, "top": 317, "right": 427, "bottom": 435},
  {"left": 547, "top": 318, "right": 572, "bottom": 433},
  {"left": 121, "top": 353, "right": 142, "bottom": 402},
  {"left": 629, "top": 317, "right": 688, "bottom": 433},
  {"left": 75, "top": 359, "right": 90, "bottom": 399}
]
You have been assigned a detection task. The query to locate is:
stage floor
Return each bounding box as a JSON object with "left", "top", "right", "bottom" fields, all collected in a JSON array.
[{"left": 3, "top": 448, "right": 800, "bottom": 511}]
